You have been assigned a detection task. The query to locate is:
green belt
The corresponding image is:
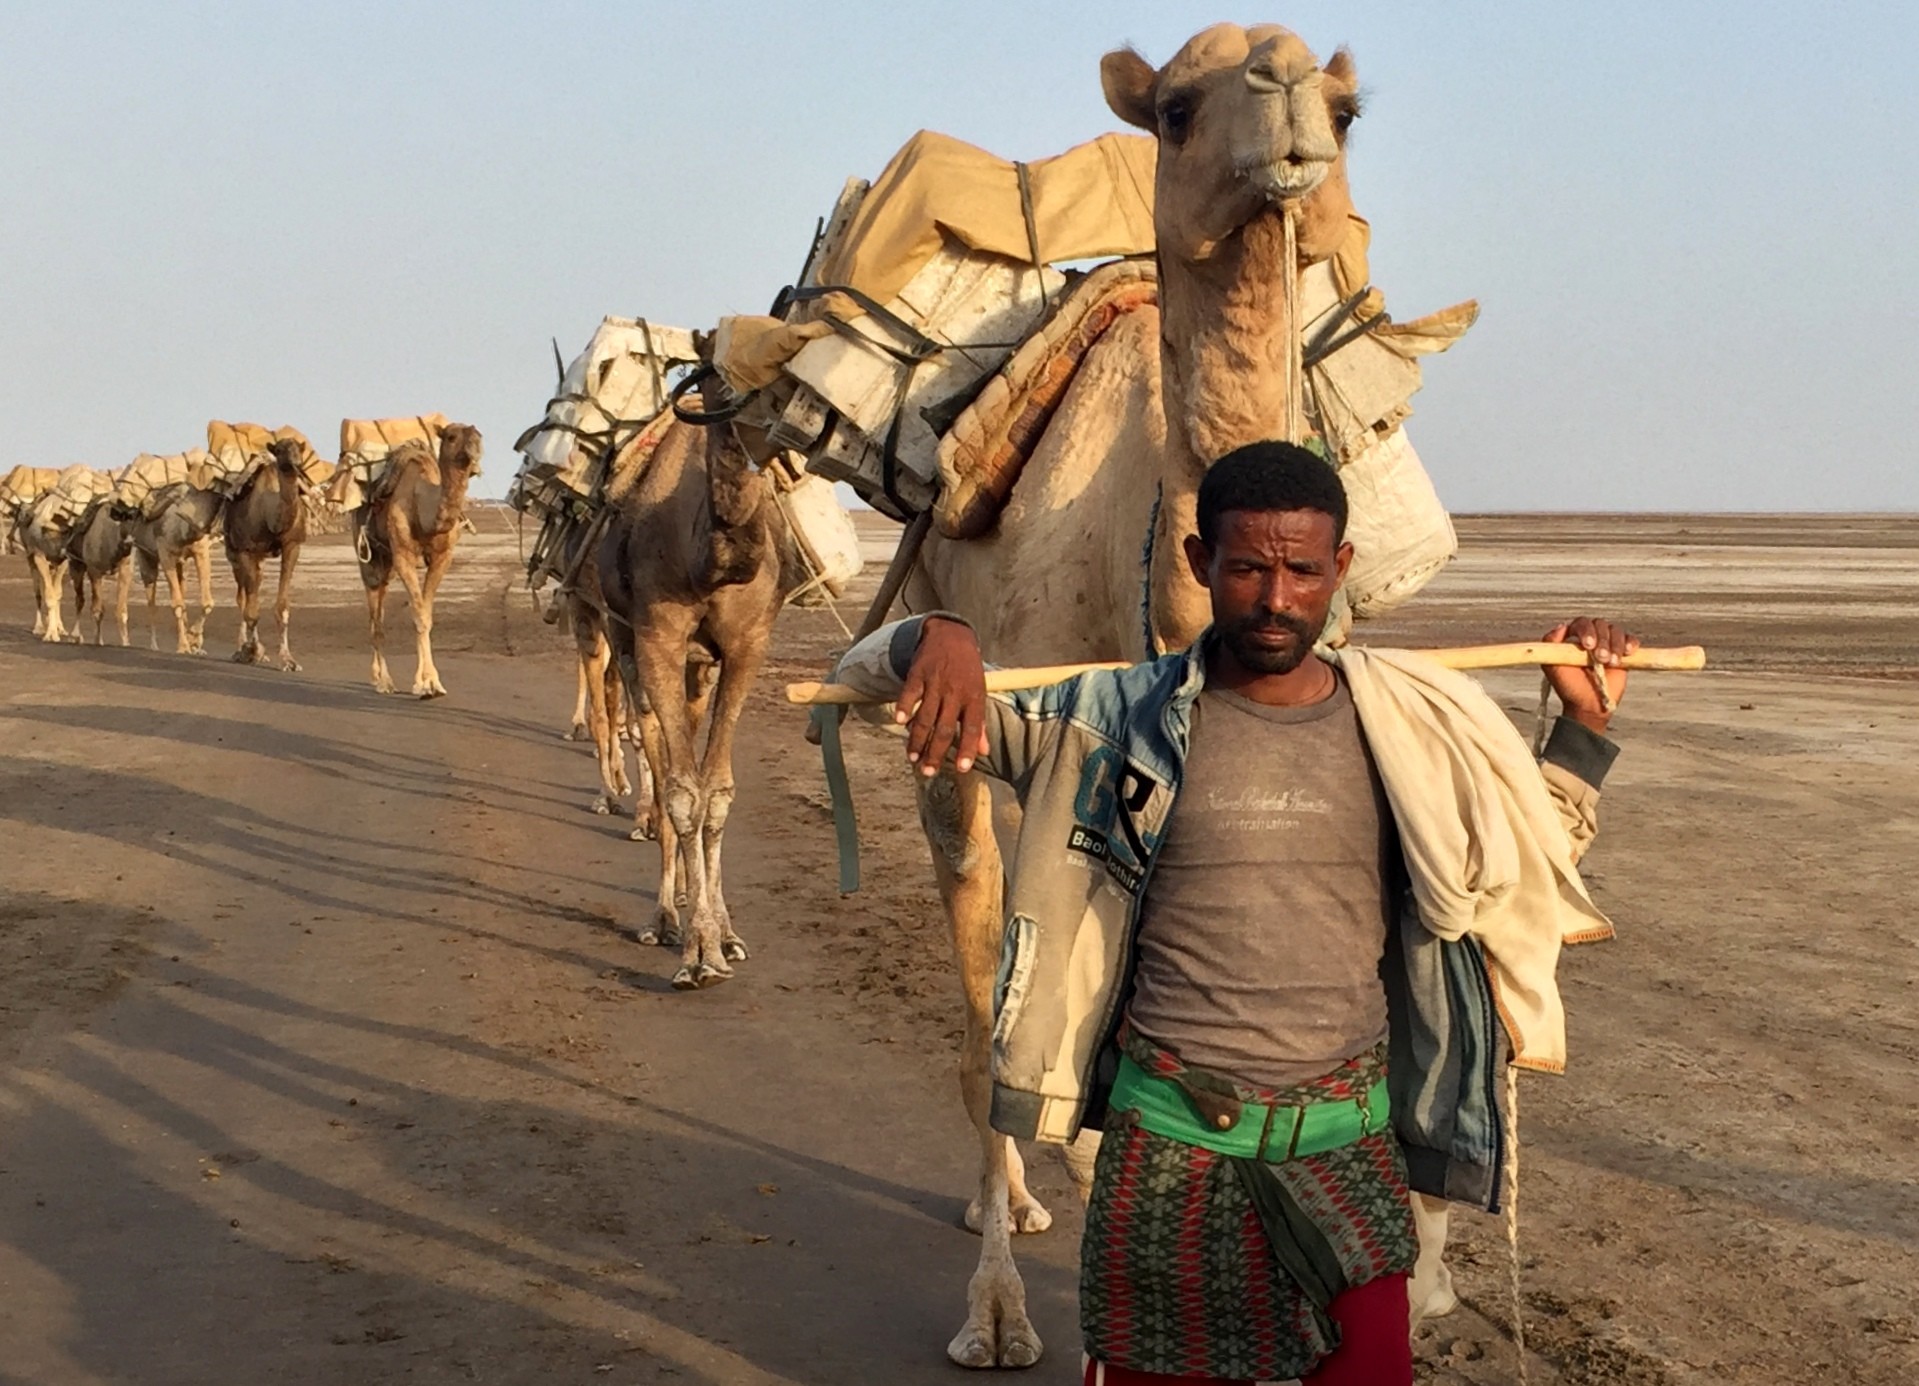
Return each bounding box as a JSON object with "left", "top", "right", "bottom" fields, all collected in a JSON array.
[{"left": 1110, "top": 1054, "right": 1390, "bottom": 1162}]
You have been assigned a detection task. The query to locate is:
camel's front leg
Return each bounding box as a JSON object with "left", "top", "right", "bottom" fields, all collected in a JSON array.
[
  {"left": 632, "top": 616, "right": 725, "bottom": 988},
  {"left": 28, "top": 555, "right": 47, "bottom": 637},
  {"left": 85, "top": 570, "right": 106, "bottom": 645},
  {"left": 365, "top": 577, "right": 396, "bottom": 693},
  {"left": 692, "top": 649, "right": 755, "bottom": 967},
  {"left": 143, "top": 571, "right": 161, "bottom": 651},
  {"left": 271, "top": 545, "right": 301, "bottom": 672},
  {"left": 626, "top": 693, "right": 658, "bottom": 841},
  {"left": 919, "top": 771, "right": 1045, "bottom": 1370},
  {"left": 392, "top": 554, "right": 436, "bottom": 697},
  {"left": 111, "top": 556, "right": 132, "bottom": 646},
  {"left": 407, "top": 546, "right": 453, "bottom": 697},
  {"left": 192, "top": 537, "right": 215, "bottom": 649},
  {"left": 230, "top": 551, "right": 263, "bottom": 662},
  {"left": 567, "top": 658, "right": 592, "bottom": 741},
  {"left": 163, "top": 557, "right": 196, "bottom": 654},
  {"left": 35, "top": 554, "right": 68, "bottom": 644},
  {"left": 579, "top": 627, "right": 629, "bottom": 814},
  {"left": 633, "top": 699, "right": 679, "bottom": 938},
  {"left": 1410, "top": 1192, "right": 1459, "bottom": 1328},
  {"left": 66, "top": 565, "right": 88, "bottom": 644}
]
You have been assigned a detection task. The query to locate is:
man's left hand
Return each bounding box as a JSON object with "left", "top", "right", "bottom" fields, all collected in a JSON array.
[{"left": 1544, "top": 617, "right": 1639, "bottom": 734}]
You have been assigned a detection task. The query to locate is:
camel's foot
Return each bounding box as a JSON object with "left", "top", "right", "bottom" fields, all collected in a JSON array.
[
  {"left": 564, "top": 720, "right": 590, "bottom": 742},
  {"left": 1058, "top": 1130, "right": 1101, "bottom": 1202},
  {"left": 670, "top": 917, "right": 736, "bottom": 990},
  {"left": 231, "top": 646, "right": 257, "bottom": 664},
  {"left": 372, "top": 671, "right": 397, "bottom": 694},
  {"left": 593, "top": 796, "right": 616, "bottom": 817},
  {"left": 720, "top": 933, "right": 749, "bottom": 964},
  {"left": 414, "top": 681, "right": 445, "bottom": 699},
  {"left": 947, "top": 1267, "right": 1042, "bottom": 1370},
  {"left": 670, "top": 957, "right": 733, "bottom": 990},
  {"left": 280, "top": 655, "right": 303, "bottom": 673},
  {"left": 628, "top": 817, "right": 657, "bottom": 843},
  {"left": 636, "top": 912, "right": 682, "bottom": 949},
  {"left": 964, "top": 1192, "right": 1053, "bottom": 1237}
]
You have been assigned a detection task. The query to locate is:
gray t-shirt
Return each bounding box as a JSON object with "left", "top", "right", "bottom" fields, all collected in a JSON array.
[{"left": 1127, "top": 675, "right": 1394, "bottom": 1089}]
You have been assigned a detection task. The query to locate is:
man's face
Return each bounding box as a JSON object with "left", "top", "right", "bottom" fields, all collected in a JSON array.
[{"left": 1183, "top": 508, "right": 1353, "bottom": 674}]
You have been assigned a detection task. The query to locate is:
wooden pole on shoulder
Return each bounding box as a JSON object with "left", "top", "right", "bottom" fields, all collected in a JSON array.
[{"left": 784, "top": 643, "right": 1706, "bottom": 706}]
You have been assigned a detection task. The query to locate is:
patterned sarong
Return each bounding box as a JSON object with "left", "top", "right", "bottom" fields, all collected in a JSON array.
[{"left": 1080, "top": 1035, "right": 1418, "bottom": 1381}]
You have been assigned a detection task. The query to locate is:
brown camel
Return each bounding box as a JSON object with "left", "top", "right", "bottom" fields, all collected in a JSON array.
[
  {"left": 597, "top": 412, "right": 798, "bottom": 989},
  {"left": 224, "top": 438, "right": 309, "bottom": 670},
  {"left": 886, "top": 26, "right": 1402, "bottom": 1368},
  {"left": 351, "top": 423, "right": 482, "bottom": 698}
]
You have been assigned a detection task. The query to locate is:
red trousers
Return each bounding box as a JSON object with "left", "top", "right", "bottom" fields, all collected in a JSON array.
[{"left": 1082, "top": 1272, "right": 1411, "bottom": 1385}]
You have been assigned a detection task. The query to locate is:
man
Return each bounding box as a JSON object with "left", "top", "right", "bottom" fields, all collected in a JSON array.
[{"left": 832, "top": 442, "right": 1633, "bottom": 1384}]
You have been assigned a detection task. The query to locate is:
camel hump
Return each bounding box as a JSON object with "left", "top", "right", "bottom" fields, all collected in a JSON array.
[{"left": 386, "top": 439, "right": 443, "bottom": 488}]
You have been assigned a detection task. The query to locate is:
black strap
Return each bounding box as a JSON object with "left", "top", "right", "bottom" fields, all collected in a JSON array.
[
  {"left": 1302, "top": 286, "right": 1390, "bottom": 370},
  {"left": 669, "top": 364, "right": 745, "bottom": 424}
]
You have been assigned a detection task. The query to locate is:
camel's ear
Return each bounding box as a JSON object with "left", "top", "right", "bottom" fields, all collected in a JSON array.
[
  {"left": 1323, "top": 46, "right": 1356, "bottom": 85},
  {"left": 1102, "top": 48, "right": 1158, "bottom": 132}
]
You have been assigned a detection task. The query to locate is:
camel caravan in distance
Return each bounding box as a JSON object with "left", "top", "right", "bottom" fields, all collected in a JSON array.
[
  {"left": 510, "top": 19, "right": 1478, "bottom": 1369},
  {"left": 4, "top": 416, "right": 484, "bottom": 700}
]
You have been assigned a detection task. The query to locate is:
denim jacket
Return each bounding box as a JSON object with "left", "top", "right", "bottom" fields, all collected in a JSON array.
[{"left": 831, "top": 615, "right": 1618, "bottom": 1210}]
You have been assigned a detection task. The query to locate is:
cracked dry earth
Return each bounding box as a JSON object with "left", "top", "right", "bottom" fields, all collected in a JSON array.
[{"left": 0, "top": 511, "right": 1914, "bottom": 1384}]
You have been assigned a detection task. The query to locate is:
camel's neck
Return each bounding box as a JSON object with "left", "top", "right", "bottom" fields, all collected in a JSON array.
[
  {"left": 1156, "top": 209, "right": 1301, "bottom": 469},
  {"left": 707, "top": 438, "right": 764, "bottom": 531},
  {"left": 272, "top": 462, "right": 302, "bottom": 536},
  {"left": 432, "top": 462, "right": 473, "bottom": 535},
  {"left": 1141, "top": 210, "right": 1308, "bottom": 651}
]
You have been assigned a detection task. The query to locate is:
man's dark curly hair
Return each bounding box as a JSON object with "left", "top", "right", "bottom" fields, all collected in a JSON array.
[{"left": 1195, "top": 441, "right": 1348, "bottom": 547}]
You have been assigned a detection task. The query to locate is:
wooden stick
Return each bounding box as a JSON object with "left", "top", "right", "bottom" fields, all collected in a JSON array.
[{"left": 784, "top": 643, "right": 1706, "bottom": 706}]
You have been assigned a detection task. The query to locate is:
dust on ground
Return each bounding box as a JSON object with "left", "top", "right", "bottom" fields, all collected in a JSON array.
[{"left": 0, "top": 510, "right": 1913, "bottom": 1383}]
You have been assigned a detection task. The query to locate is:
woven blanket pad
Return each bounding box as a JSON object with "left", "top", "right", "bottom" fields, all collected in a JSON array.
[{"left": 934, "top": 259, "right": 1159, "bottom": 540}]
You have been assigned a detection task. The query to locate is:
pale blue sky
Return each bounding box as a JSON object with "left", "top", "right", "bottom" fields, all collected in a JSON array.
[{"left": 2, "top": 2, "right": 1914, "bottom": 510}]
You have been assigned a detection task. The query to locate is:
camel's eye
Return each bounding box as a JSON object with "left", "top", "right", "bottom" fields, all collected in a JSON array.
[
  {"left": 1159, "top": 95, "right": 1194, "bottom": 146},
  {"left": 1331, "top": 99, "right": 1361, "bottom": 137}
]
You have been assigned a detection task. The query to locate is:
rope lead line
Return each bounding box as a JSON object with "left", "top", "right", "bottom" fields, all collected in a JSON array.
[{"left": 1504, "top": 1060, "right": 1529, "bottom": 1383}]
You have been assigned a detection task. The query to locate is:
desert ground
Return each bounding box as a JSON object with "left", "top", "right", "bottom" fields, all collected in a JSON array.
[{"left": 0, "top": 508, "right": 1914, "bottom": 1384}]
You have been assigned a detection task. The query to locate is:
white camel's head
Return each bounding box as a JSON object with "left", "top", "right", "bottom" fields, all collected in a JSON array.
[{"left": 1102, "top": 23, "right": 1360, "bottom": 262}]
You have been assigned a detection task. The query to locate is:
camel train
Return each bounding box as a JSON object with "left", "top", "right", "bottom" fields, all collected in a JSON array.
[
  {"left": 6, "top": 419, "right": 482, "bottom": 698},
  {"left": 503, "top": 19, "right": 1492, "bottom": 1372}
]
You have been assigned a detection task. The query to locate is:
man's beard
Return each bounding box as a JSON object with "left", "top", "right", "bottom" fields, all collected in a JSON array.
[{"left": 1221, "top": 611, "right": 1315, "bottom": 674}]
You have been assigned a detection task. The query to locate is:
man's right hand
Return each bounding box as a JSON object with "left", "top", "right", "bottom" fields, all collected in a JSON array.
[{"left": 898, "top": 617, "right": 989, "bottom": 776}]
